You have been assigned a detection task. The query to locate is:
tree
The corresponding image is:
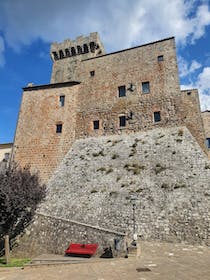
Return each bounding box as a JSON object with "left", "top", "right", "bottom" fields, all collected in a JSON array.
[{"left": 0, "top": 163, "right": 46, "bottom": 263}]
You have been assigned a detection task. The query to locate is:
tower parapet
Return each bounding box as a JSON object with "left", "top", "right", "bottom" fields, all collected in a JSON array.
[{"left": 50, "top": 32, "right": 105, "bottom": 83}]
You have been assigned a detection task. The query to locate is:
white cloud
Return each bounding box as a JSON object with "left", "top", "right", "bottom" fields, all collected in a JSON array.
[
  {"left": 0, "top": 36, "right": 5, "bottom": 67},
  {"left": 178, "top": 56, "right": 202, "bottom": 77},
  {"left": 0, "top": 0, "right": 210, "bottom": 54},
  {"left": 181, "top": 67, "right": 210, "bottom": 111}
]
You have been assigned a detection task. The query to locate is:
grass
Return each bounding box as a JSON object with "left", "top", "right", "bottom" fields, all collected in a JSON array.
[
  {"left": 0, "top": 257, "right": 31, "bottom": 267},
  {"left": 154, "top": 163, "right": 167, "bottom": 175},
  {"left": 124, "top": 163, "right": 145, "bottom": 175}
]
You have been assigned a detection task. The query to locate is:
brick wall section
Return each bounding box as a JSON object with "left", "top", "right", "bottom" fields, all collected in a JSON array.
[
  {"left": 75, "top": 37, "right": 183, "bottom": 139},
  {"left": 181, "top": 89, "right": 206, "bottom": 151},
  {"left": 13, "top": 83, "right": 80, "bottom": 182},
  {"left": 13, "top": 35, "right": 207, "bottom": 182},
  {"left": 202, "top": 111, "right": 210, "bottom": 158}
]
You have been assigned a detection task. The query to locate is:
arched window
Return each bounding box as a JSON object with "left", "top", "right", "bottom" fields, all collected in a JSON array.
[
  {"left": 83, "top": 44, "right": 89, "bottom": 53},
  {"left": 52, "top": 51, "right": 59, "bottom": 60},
  {"left": 71, "top": 47, "right": 76, "bottom": 56},
  {"left": 89, "top": 42, "right": 96, "bottom": 53},
  {"left": 59, "top": 50, "right": 65, "bottom": 59},
  {"left": 65, "top": 48, "right": 71, "bottom": 57},
  {"left": 77, "top": 45, "right": 83, "bottom": 54}
]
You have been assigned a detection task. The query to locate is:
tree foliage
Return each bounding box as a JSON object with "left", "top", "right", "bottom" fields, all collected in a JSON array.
[{"left": 0, "top": 164, "right": 46, "bottom": 238}]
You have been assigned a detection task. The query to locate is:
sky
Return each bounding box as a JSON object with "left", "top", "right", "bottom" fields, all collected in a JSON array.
[{"left": 0, "top": 0, "right": 210, "bottom": 143}]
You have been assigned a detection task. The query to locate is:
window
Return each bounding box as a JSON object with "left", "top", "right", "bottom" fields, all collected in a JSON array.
[
  {"left": 118, "top": 86, "right": 126, "bottom": 97},
  {"left": 157, "top": 55, "right": 164, "bottom": 62},
  {"left": 93, "top": 120, "right": 99, "bottom": 130},
  {"left": 59, "top": 95, "right": 65, "bottom": 107},
  {"left": 142, "top": 82, "right": 150, "bottom": 94},
  {"left": 56, "top": 124, "right": 62, "bottom": 133},
  {"left": 154, "top": 111, "right": 161, "bottom": 123},
  {"left": 119, "top": 116, "right": 126, "bottom": 127},
  {"left": 187, "top": 91, "right": 191, "bottom": 95},
  {"left": 90, "top": 71, "right": 95, "bottom": 77},
  {"left": 206, "top": 138, "right": 210, "bottom": 148}
]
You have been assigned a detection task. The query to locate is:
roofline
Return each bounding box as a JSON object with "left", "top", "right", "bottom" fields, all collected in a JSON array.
[
  {"left": 23, "top": 81, "right": 81, "bottom": 91},
  {"left": 82, "top": 36, "right": 175, "bottom": 62},
  {"left": 181, "top": 88, "right": 198, "bottom": 91},
  {"left": 201, "top": 110, "right": 210, "bottom": 113},
  {"left": 0, "top": 143, "right": 13, "bottom": 148}
]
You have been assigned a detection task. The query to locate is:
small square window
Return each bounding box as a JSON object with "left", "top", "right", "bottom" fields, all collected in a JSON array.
[
  {"left": 119, "top": 116, "right": 126, "bottom": 127},
  {"left": 59, "top": 95, "right": 65, "bottom": 107},
  {"left": 56, "top": 124, "right": 62, "bottom": 133},
  {"left": 187, "top": 91, "right": 191, "bottom": 95},
  {"left": 158, "top": 55, "right": 164, "bottom": 62},
  {"left": 206, "top": 138, "right": 210, "bottom": 148},
  {"left": 118, "top": 86, "right": 126, "bottom": 97},
  {"left": 90, "top": 71, "right": 95, "bottom": 77},
  {"left": 93, "top": 120, "right": 99, "bottom": 130},
  {"left": 142, "top": 82, "right": 150, "bottom": 94},
  {"left": 154, "top": 111, "right": 161, "bottom": 123}
]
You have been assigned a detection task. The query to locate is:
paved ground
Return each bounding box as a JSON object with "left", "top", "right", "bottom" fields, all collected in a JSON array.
[{"left": 0, "top": 241, "right": 209, "bottom": 280}]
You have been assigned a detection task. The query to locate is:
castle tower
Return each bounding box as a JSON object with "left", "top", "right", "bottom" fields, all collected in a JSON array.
[{"left": 50, "top": 32, "right": 105, "bottom": 83}]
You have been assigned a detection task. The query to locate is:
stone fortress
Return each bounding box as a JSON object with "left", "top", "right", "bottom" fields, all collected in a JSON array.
[
  {"left": 12, "top": 33, "right": 210, "bottom": 256},
  {"left": 13, "top": 32, "right": 208, "bottom": 182}
]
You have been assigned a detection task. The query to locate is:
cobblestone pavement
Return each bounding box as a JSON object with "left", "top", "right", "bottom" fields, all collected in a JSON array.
[{"left": 0, "top": 241, "right": 209, "bottom": 280}]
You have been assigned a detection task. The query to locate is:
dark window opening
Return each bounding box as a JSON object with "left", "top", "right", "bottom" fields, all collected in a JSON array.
[
  {"left": 83, "top": 44, "right": 89, "bottom": 53},
  {"left": 77, "top": 45, "right": 83, "bottom": 55},
  {"left": 59, "top": 95, "right": 65, "bottom": 107},
  {"left": 158, "top": 55, "right": 164, "bottom": 62},
  {"left": 90, "top": 71, "right": 95, "bottom": 77},
  {"left": 154, "top": 111, "right": 161, "bottom": 122},
  {"left": 65, "top": 48, "right": 71, "bottom": 57},
  {"left": 56, "top": 124, "right": 63, "bottom": 133},
  {"left": 90, "top": 41, "right": 96, "bottom": 53},
  {"left": 52, "top": 51, "right": 59, "bottom": 61},
  {"left": 93, "top": 120, "right": 99, "bottom": 130},
  {"left": 206, "top": 138, "right": 210, "bottom": 148},
  {"left": 71, "top": 47, "right": 76, "bottom": 56},
  {"left": 59, "top": 50, "right": 65, "bottom": 59},
  {"left": 118, "top": 85, "right": 126, "bottom": 97},
  {"left": 119, "top": 116, "right": 126, "bottom": 127},
  {"left": 142, "top": 82, "right": 150, "bottom": 94},
  {"left": 187, "top": 91, "right": 191, "bottom": 95}
]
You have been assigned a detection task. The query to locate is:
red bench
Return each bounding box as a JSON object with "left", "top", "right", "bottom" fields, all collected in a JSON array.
[{"left": 65, "top": 243, "right": 98, "bottom": 257}]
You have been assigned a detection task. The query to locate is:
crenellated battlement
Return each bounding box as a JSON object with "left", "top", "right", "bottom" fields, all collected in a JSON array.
[
  {"left": 50, "top": 32, "right": 105, "bottom": 62},
  {"left": 50, "top": 32, "right": 105, "bottom": 83}
]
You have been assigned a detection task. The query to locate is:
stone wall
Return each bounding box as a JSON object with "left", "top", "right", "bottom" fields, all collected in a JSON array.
[
  {"left": 50, "top": 32, "right": 105, "bottom": 83},
  {"left": 13, "top": 213, "right": 125, "bottom": 258},
  {"left": 181, "top": 89, "right": 206, "bottom": 151},
  {"left": 13, "top": 82, "right": 80, "bottom": 182},
  {"left": 75, "top": 37, "right": 183, "bottom": 139},
  {"left": 14, "top": 37, "right": 187, "bottom": 182},
  {"left": 13, "top": 126, "right": 210, "bottom": 256},
  {"left": 202, "top": 111, "right": 210, "bottom": 158},
  {"left": 13, "top": 35, "right": 207, "bottom": 182}
]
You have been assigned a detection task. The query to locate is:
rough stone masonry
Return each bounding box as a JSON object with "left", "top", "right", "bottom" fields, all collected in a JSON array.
[
  {"left": 13, "top": 126, "right": 210, "bottom": 256},
  {"left": 11, "top": 33, "right": 210, "bottom": 256}
]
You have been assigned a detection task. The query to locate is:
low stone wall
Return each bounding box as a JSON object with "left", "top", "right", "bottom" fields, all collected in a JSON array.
[
  {"left": 12, "top": 127, "right": 210, "bottom": 257},
  {"left": 12, "top": 213, "right": 125, "bottom": 258}
]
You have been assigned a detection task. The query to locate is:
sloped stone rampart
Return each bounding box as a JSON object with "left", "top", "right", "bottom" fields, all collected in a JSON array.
[{"left": 13, "top": 126, "right": 210, "bottom": 256}]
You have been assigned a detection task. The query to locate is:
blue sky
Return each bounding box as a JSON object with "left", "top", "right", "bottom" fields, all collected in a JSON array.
[{"left": 0, "top": 0, "right": 210, "bottom": 143}]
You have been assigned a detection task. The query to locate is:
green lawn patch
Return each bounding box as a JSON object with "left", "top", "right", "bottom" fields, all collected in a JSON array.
[{"left": 0, "top": 258, "right": 31, "bottom": 267}]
